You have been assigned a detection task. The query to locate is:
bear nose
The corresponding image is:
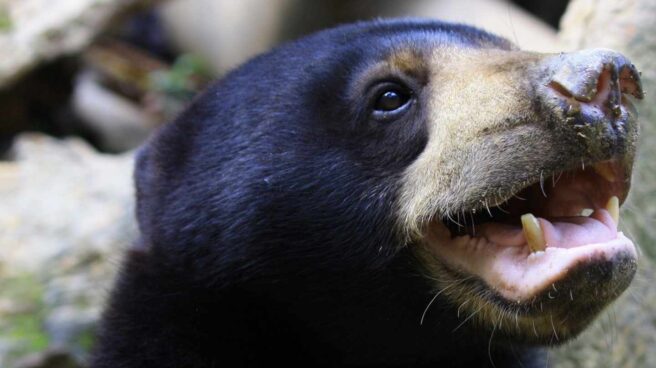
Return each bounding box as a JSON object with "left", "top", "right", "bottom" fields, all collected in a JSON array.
[{"left": 544, "top": 49, "right": 643, "bottom": 124}]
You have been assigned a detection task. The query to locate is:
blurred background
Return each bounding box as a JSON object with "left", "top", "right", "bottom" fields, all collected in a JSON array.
[{"left": 0, "top": 0, "right": 654, "bottom": 367}]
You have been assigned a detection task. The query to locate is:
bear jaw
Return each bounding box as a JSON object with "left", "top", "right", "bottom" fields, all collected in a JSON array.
[{"left": 411, "top": 159, "right": 638, "bottom": 344}]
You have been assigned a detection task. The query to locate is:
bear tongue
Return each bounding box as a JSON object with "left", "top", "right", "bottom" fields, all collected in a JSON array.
[
  {"left": 539, "top": 210, "right": 617, "bottom": 249},
  {"left": 479, "top": 208, "right": 618, "bottom": 250}
]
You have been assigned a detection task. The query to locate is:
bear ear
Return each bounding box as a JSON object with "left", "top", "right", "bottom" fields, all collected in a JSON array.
[{"left": 133, "top": 144, "right": 156, "bottom": 250}]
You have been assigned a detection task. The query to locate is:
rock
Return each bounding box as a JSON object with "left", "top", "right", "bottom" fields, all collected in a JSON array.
[
  {"left": 160, "top": 0, "right": 295, "bottom": 74},
  {"left": 0, "top": 0, "right": 159, "bottom": 88},
  {"left": 72, "top": 70, "right": 157, "bottom": 152},
  {"left": 160, "top": 0, "right": 560, "bottom": 76},
  {"left": 13, "top": 348, "right": 81, "bottom": 368},
  {"left": 71, "top": 43, "right": 212, "bottom": 152},
  {"left": 0, "top": 134, "right": 135, "bottom": 367},
  {"left": 0, "top": 134, "right": 135, "bottom": 273},
  {"left": 44, "top": 306, "right": 98, "bottom": 356}
]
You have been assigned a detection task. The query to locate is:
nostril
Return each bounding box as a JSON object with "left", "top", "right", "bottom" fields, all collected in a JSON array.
[
  {"left": 547, "top": 80, "right": 573, "bottom": 99},
  {"left": 547, "top": 58, "right": 643, "bottom": 123},
  {"left": 544, "top": 49, "right": 644, "bottom": 108},
  {"left": 548, "top": 66, "right": 618, "bottom": 119},
  {"left": 619, "top": 66, "right": 644, "bottom": 100},
  {"left": 589, "top": 67, "right": 618, "bottom": 118}
]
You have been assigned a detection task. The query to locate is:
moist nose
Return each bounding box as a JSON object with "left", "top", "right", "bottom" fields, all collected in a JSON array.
[{"left": 544, "top": 49, "right": 643, "bottom": 124}]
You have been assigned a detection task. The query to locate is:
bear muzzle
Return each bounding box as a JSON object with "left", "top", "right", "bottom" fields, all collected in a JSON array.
[{"left": 402, "top": 47, "right": 644, "bottom": 344}]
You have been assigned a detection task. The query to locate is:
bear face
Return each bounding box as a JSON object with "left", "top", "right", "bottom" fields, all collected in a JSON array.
[{"left": 93, "top": 19, "right": 643, "bottom": 367}]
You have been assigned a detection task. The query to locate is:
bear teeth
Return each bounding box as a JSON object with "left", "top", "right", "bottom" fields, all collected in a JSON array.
[
  {"left": 593, "top": 162, "right": 617, "bottom": 182},
  {"left": 606, "top": 196, "right": 619, "bottom": 224},
  {"left": 521, "top": 213, "right": 546, "bottom": 253},
  {"left": 520, "top": 196, "right": 620, "bottom": 253}
]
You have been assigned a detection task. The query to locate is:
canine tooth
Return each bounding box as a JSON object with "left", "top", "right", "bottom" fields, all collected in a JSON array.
[
  {"left": 606, "top": 196, "right": 619, "bottom": 224},
  {"left": 521, "top": 214, "right": 546, "bottom": 253},
  {"left": 594, "top": 163, "right": 616, "bottom": 182}
]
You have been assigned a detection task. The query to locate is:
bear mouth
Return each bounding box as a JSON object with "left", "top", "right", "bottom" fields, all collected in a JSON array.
[{"left": 423, "top": 159, "right": 638, "bottom": 303}]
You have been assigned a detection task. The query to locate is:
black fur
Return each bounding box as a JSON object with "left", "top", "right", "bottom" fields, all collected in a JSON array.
[{"left": 92, "top": 19, "right": 545, "bottom": 367}]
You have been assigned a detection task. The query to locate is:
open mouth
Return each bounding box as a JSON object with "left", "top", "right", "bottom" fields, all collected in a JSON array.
[{"left": 423, "top": 159, "right": 638, "bottom": 302}]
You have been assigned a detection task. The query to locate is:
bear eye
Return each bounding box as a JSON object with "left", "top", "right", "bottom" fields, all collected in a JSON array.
[
  {"left": 374, "top": 90, "right": 409, "bottom": 111},
  {"left": 370, "top": 82, "right": 414, "bottom": 120}
]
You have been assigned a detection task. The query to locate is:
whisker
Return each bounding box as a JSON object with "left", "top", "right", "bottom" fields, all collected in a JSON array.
[
  {"left": 513, "top": 193, "right": 527, "bottom": 201},
  {"left": 485, "top": 200, "right": 493, "bottom": 217},
  {"left": 420, "top": 277, "right": 471, "bottom": 325},
  {"left": 549, "top": 314, "right": 559, "bottom": 342},
  {"left": 457, "top": 299, "right": 469, "bottom": 319},
  {"left": 446, "top": 212, "right": 463, "bottom": 228},
  {"left": 496, "top": 204, "right": 511, "bottom": 214},
  {"left": 487, "top": 318, "right": 498, "bottom": 368},
  {"left": 553, "top": 171, "right": 564, "bottom": 186},
  {"left": 453, "top": 304, "right": 484, "bottom": 333}
]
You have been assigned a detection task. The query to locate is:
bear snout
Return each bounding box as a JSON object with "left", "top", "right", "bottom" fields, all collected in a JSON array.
[{"left": 541, "top": 48, "right": 643, "bottom": 156}]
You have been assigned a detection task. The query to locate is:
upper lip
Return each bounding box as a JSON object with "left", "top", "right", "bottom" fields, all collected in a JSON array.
[
  {"left": 464, "top": 158, "right": 628, "bottom": 214},
  {"left": 442, "top": 159, "right": 628, "bottom": 238}
]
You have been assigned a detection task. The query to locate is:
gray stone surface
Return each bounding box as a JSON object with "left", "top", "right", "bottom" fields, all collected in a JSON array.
[
  {"left": 161, "top": 0, "right": 559, "bottom": 76},
  {"left": 0, "top": 0, "right": 157, "bottom": 88},
  {"left": 0, "top": 134, "right": 135, "bottom": 367}
]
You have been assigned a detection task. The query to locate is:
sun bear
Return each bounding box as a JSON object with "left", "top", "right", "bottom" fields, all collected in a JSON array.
[{"left": 91, "top": 19, "right": 643, "bottom": 367}]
